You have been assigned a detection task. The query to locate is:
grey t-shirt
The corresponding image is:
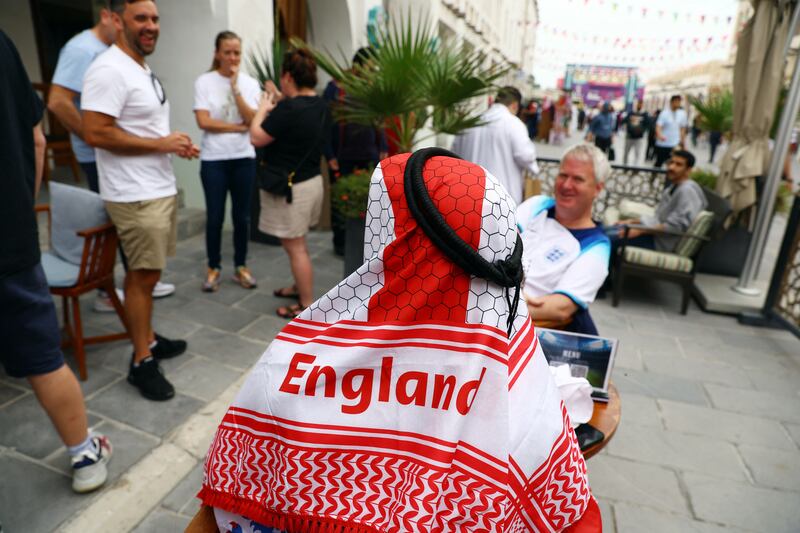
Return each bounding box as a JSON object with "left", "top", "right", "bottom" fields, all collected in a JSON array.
[{"left": 641, "top": 179, "right": 707, "bottom": 251}]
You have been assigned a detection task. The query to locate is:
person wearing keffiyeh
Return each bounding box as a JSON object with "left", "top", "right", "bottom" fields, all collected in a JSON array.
[{"left": 195, "top": 148, "right": 602, "bottom": 532}]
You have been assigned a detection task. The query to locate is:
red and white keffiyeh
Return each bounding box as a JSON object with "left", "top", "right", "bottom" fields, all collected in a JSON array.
[{"left": 199, "top": 153, "right": 600, "bottom": 532}]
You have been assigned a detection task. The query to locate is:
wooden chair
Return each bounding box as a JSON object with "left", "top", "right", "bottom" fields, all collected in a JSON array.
[
  {"left": 37, "top": 184, "right": 128, "bottom": 380},
  {"left": 612, "top": 210, "right": 715, "bottom": 314},
  {"left": 32, "top": 82, "right": 81, "bottom": 184}
]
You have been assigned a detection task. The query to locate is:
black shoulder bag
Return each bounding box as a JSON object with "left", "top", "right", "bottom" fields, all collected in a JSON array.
[{"left": 257, "top": 106, "right": 326, "bottom": 204}]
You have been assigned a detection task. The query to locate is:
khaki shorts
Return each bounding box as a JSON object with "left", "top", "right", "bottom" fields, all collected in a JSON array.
[
  {"left": 258, "top": 175, "right": 323, "bottom": 239},
  {"left": 105, "top": 195, "right": 177, "bottom": 271}
]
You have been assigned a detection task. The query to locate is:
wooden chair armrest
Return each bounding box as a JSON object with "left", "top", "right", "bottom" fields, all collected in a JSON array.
[
  {"left": 185, "top": 506, "right": 217, "bottom": 533},
  {"left": 76, "top": 222, "right": 115, "bottom": 238},
  {"left": 536, "top": 317, "right": 573, "bottom": 329},
  {"left": 35, "top": 204, "right": 51, "bottom": 246}
]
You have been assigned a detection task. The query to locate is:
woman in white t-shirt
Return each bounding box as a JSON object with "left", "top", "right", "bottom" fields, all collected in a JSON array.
[{"left": 194, "top": 31, "right": 262, "bottom": 292}]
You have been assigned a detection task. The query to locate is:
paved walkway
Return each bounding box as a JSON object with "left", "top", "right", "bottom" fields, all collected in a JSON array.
[{"left": 2, "top": 159, "right": 799, "bottom": 531}]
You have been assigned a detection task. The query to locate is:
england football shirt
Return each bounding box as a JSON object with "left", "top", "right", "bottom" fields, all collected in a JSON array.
[{"left": 517, "top": 195, "right": 610, "bottom": 308}]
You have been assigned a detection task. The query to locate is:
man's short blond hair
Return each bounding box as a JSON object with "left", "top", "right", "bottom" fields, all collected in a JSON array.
[{"left": 560, "top": 143, "right": 611, "bottom": 184}]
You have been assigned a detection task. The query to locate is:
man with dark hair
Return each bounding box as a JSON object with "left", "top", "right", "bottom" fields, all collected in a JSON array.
[
  {"left": 587, "top": 101, "right": 615, "bottom": 155},
  {"left": 49, "top": 0, "right": 175, "bottom": 311},
  {"left": 323, "top": 46, "right": 387, "bottom": 255},
  {"left": 0, "top": 30, "right": 112, "bottom": 494},
  {"left": 615, "top": 149, "right": 706, "bottom": 251},
  {"left": 82, "top": 0, "right": 198, "bottom": 401},
  {"left": 451, "top": 85, "right": 539, "bottom": 204},
  {"left": 623, "top": 100, "right": 649, "bottom": 165},
  {"left": 495, "top": 86, "right": 523, "bottom": 107},
  {"left": 654, "top": 94, "right": 688, "bottom": 167}
]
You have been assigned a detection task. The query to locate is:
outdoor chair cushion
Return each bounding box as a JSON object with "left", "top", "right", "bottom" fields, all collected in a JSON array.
[
  {"left": 41, "top": 250, "right": 80, "bottom": 287},
  {"left": 623, "top": 246, "right": 693, "bottom": 273},
  {"left": 674, "top": 210, "right": 714, "bottom": 258},
  {"left": 603, "top": 199, "right": 656, "bottom": 226},
  {"left": 50, "top": 182, "right": 108, "bottom": 265}
]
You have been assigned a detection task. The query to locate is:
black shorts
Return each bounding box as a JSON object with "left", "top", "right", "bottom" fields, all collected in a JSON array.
[{"left": 0, "top": 263, "right": 64, "bottom": 378}]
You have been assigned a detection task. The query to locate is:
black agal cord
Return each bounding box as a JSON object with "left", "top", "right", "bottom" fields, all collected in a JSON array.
[{"left": 403, "top": 147, "right": 523, "bottom": 336}]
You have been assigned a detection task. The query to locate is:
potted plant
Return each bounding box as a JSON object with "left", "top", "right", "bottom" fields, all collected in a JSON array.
[
  {"left": 294, "top": 12, "right": 507, "bottom": 271},
  {"left": 294, "top": 14, "right": 508, "bottom": 152},
  {"left": 688, "top": 90, "right": 732, "bottom": 164},
  {"left": 331, "top": 169, "right": 372, "bottom": 274}
]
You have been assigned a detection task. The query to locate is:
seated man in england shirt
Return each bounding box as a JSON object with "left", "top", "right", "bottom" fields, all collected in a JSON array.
[{"left": 516, "top": 143, "right": 611, "bottom": 335}]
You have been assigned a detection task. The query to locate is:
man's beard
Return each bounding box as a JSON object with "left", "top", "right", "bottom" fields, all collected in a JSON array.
[{"left": 124, "top": 26, "right": 158, "bottom": 56}]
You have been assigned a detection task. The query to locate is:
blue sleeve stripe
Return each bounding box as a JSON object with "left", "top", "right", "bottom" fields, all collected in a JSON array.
[
  {"left": 554, "top": 290, "right": 588, "bottom": 310},
  {"left": 517, "top": 195, "right": 555, "bottom": 232},
  {"left": 580, "top": 240, "right": 611, "bottom": 264}
]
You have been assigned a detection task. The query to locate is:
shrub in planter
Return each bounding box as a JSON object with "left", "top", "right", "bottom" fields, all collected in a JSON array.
[
  {"left": 331, "top": 169, "right": 371, "bottom": 220},
  {"left": 690, "top": 169, "right": 718, "bottom": 190}
]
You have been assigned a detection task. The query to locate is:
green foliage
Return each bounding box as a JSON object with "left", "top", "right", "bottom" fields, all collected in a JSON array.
[
  {"left": 331, "top": 169, "right": 371, "bottom": 220},
  {"left": 294, "top": 12, "right": 508, "bottom": 152},
  {"left": 775, "top": 181, "right": 793, "bottom": 215},
  {"left": 690, "top": 168, "right": 718, "bottom": 190},
  {"left": 688, "top": 90, "right": 733, "bottom": 133},
  {"left": 248, "top": 16, "right": 284, "bottom": 86}
]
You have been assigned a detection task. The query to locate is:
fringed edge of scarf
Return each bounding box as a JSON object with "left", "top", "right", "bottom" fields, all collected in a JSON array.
[{"left": 197, "top": 486, "right": 380, "bottom": 533}]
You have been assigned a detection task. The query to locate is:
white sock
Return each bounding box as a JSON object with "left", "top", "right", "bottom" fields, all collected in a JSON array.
[{"left": 67, "top": 435, "right": 95, "bottom": 458}]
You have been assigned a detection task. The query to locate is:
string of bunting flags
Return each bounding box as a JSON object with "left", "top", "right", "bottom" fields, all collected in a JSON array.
[
  {"left": 536, "top": 27, "right": 732, "bottom": 50},
  {"left": 518, "top": 0, "right": 735, "bottom": 26}
]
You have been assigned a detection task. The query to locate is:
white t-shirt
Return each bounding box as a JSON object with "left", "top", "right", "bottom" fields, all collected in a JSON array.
[
  {"left": 516, "top": 196, "right": 610, "bottom": 309},
  {"left": 81, "top": 45, "right": 176, "bottom": 202},
  {"left": 193, "top": 70, "right": 261, "bottom": 161},
  {"left": 655, "top": 108, "right": 688, "bottom": 148}
]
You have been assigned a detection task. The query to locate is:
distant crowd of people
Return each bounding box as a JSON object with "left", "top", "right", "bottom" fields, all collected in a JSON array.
[{"left": 519, "top": 92, "right": 731, "bottom": 169}]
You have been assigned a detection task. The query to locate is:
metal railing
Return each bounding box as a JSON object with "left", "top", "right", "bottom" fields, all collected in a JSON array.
[
  {"left": 535, "top": 157, "right": 667, "bottom": 220},
  {"left": 765, "top": 194, "right": 800, "bottom": 337}
]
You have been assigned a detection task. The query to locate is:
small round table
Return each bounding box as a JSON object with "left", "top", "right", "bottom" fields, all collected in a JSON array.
[{"left": 581, "top": 383, "right": 621, "bottom": 459}]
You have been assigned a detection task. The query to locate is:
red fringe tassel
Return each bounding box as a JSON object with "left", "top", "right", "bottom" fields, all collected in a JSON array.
[{"left": 197, "top": 486, "right": 380, "bottom": 533}]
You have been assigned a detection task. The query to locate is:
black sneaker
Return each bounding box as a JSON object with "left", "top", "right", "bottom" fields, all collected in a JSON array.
[
  {"left": 128, "top": 357, "right": 175, "bottom": 401},
  {"left": 151, "top": 333, "right": 187, "bottom": 360}
]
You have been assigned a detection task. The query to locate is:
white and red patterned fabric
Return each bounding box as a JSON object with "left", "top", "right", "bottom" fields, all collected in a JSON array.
[{"left": 199, "top": 153, "right": 601, "bottom": 532}]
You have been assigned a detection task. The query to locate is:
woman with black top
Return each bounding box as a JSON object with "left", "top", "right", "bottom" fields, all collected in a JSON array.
[{"left": 250, "top": 49, "right": 331, "bottom": 319}]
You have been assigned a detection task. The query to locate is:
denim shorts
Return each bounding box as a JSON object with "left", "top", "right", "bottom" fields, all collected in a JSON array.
[{"left": 0, "top": 263, "right": 64, "bottom": 378}]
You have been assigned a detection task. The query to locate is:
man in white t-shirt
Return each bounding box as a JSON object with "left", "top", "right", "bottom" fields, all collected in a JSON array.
[
  {"left": 82, "top": 0, "right": 199, "bottom": 401},
  {"left": 516, "top": 144, "right": 611, "bottom": 335},
  {"left": 48, "top": 3, "right": 175, "bottom": 310},
  {"left": 451, "top": 86, "right": 539, "bottom": 205},
  {"left": 654, "top": 94, "right": 688, "bottom": 167}
]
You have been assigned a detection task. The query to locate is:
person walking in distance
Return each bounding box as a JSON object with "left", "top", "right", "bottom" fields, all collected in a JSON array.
[
  {"left": 654, "top": 94, "right": 688, "bottom": 167},
  {"left": 587, "top": 101, "right": 615, "bottom": 156},
  {"left": 0, "top": 29, "right": 112, "bottom": 493},
  {"left": 82, "top": 0, "right": 197, "bottom": 401},
  {"left": 194, "top": 31, "right": 261, "bottom": 292},
  {"left": 623, "top": 100, "right": 649, "bottom": 166},
  {"left": 48, "top": 0, "right": 176, "bottom": 311}
]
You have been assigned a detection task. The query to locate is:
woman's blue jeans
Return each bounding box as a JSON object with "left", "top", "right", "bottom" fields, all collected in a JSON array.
[{"left": 200, "top": 158, "right": 256, "bottom": 270}]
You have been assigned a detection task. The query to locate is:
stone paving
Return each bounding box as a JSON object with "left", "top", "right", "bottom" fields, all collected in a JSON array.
[{"left": 2, "top": 148, "right": 800, "bottom": 531}]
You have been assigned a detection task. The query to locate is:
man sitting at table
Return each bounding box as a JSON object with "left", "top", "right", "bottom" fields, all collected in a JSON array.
[
  {"left": 612, "top": 149, "right": 706, "bottom": 251},
  {"left": 517, "top": 143, "right": 611, "bottom": 335}
]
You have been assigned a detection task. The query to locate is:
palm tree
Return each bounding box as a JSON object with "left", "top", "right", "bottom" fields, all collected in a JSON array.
[
  {"left": 294, "top": 13, "right": 509, "bottom": 152},
  {"left": 688, "top": 90, "right": 733, "bottom": 134}
]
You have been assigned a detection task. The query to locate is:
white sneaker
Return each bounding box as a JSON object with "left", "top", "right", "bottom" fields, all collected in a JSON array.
[
  {"left": 93, "top": 289, "right": 125, "bottom": 313},
  {"left": 152, "top": 281, "right": 175, "bottom": 299},
  {"left": 71, "top": 434, "right": 112, "bottom": 493}
]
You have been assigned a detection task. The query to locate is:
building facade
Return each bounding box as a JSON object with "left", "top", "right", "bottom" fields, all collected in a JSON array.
[{"left": 3, "top": 0, "right": 537, "bottom": 212}]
